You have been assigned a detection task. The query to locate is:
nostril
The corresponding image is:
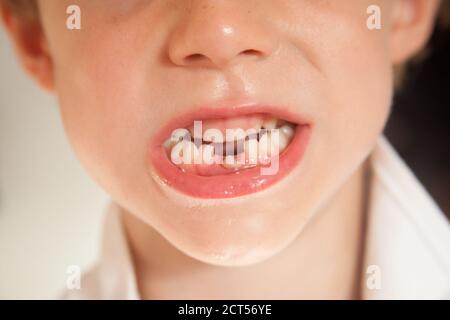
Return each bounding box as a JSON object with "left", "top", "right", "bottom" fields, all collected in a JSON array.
[
  {"left": 241, "top": 49, "right": 262, "bottom": 56},
  {"left": 181, "top": 49, "right": 263, "bottom": 67},
  {"left": 185, "top": 53, "right": 207, "bottom": 63}
]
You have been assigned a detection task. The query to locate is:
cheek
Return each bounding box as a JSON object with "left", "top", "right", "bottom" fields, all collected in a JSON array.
[
  {"left": 311, "top": 9, "right": 393, "bottom": 167},
  {"left": 53, "top": 48, "right": 150, "bottom": 203},
  {"left": 276, "top": 2, "right": 394, "bottom": 216},
  {"left": 326, "top": 30, "right": 393, "bottom": 159},
  {"left": 281, "top": 0, "right": 393, "bottom": 157},
  {"left": 47, "top": 8, "right": 170, "bottom": 200}
]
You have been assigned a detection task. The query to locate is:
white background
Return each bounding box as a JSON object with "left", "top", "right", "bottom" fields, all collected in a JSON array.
[{"left": 0, "top": 26, "right": 108, "bottom": 299}]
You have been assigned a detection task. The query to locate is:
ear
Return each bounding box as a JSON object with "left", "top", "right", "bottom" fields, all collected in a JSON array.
[
  {"left": 389, "top": 0, "right": 441, "bottom": 64},
  {"left": 0, "top": 2, "right": 54, "bottom": 92}
]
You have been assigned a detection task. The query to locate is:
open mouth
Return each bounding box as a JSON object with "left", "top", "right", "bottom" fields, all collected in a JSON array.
[{"left": 149, "top": 105, "right": 311, "bottom": 199}]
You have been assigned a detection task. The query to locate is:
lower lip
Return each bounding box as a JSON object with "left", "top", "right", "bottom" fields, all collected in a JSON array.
[{"left": 149, "top": 122, "right": 311, "bottom": 199}]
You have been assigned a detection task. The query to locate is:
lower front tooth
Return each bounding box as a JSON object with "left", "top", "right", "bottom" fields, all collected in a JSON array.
[
  {"left": 258, "top": 130, "right": 282, "bottom": 164},
  {"left": 199, "top": 144, "right": 215, "bottom": 165},
  {"left": 258, "top": 132, "right": 272, "bottom": 164},
  {"left": 244, "top": 138, "right": 258, "bottom": 165},
  {"left": 223, "top": 155, "right": 239, "bottom": 168},
  {"left": 170, "top": 142, "right": 183, "bottom": 165},
  {"left": 169, "top": 125, "right": 295, "bottom": 167},
  {"left": 170, "top": 140, "right": 199, "bottom": 165}
]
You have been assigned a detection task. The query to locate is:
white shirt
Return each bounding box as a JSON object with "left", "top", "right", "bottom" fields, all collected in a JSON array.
[{"left": 62, "top": 136, "right": 450, "bottom": 299}]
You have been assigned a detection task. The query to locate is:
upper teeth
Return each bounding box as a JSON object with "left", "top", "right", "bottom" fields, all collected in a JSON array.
[
  {"left": 166, "top": 118, "right": 296, "bottom": 168},
  {"left": 262, "top": 118, "right": 278, "bottom": 130}
]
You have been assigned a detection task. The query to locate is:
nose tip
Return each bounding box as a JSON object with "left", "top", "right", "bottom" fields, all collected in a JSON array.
[{"left": 167, "top": 9, "right": 278, "bottom": 69}]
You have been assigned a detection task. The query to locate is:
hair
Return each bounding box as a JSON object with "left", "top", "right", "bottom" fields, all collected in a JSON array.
[
  {"left": 1, "top": 0, "right": 39, "bottom": 22},
  {"left": 394, "top": 0, "right": 450, "bottom": 88},
  {"left": 1, "top": 0, "right": 450, "bottom": 88},
  {"left": 440, "top": 0, "right": 450, "bottom": 27}
]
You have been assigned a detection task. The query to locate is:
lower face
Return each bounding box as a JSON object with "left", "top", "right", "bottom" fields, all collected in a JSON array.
[{"left": 39, "top": 0, "right": 393, "bottom": 266}]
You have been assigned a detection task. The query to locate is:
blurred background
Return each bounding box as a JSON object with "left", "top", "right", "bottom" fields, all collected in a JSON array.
[
  {"left": 0, "top": 12, "right": 449, "bottom": 299},
  {"left": 0, "top": 28, "right": 109, "bottom": 299},
  {"left": 385, "top": 22, "right": 450, "bottom": 216}
]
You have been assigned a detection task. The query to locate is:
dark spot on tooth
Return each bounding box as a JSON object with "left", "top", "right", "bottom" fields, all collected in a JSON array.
[
  {"left": 236, "top": 140, "right": 245, "bottom": 155},
  {"left": 193, "top": 137, "right": 202, "bottom": 147},
  {"left": 257, "top": 128, "right": 268, "bottom": 141},
  {"left": 246, "top": 133, "right": 258, "bottom": 141}
]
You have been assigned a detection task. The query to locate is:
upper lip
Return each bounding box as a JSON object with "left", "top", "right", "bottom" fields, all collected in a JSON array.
[{"left": 151, "top": 101, "right": 311, "bottom": 148}]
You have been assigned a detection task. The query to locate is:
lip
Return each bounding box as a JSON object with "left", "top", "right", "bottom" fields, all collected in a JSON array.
[{"left": 149, "top": 103, "right": 312, "bottom": 199}]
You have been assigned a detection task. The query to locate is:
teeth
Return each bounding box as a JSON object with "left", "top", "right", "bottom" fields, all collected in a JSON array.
[
  {"left": 224, "top": 141, "right": 236, "bottom": 157},
  {"left": 258, "top": 132, "right": 273, "bottom": 164},
  {"left": 162, "top": 138, "right": 175, "bottom": 149},
  {"left": 277, "top": 119, "right": 288, "bottom": 127},
  {"left": 225, "top": 128, "right": 247, "bottom": 142},
  {"left": 170, "top": 141, "right": 184, "bottom": 165},
  {"left": 223, "top": 155, "right": 238, "bottom": 168},
  {"left": 222, "top": 153, "right": 247, "bottom": 169},
  {"left": 262, "top": 118, "right": 277, "bottom": 130},
  {"left": 245, "top": 128, "right": 259, "bottom": 141},
  {"left": 252, "top": 122, "right": 263, "bottom": 132},
  {"left": 278, "top": 130, "right": 290, "bottom": 151},
  {"left": 278, "top": 124, "right": 295, "bottom": 150},
  {"left": 236, "top": 139, "right": 245, "bottom": 155},
  {"left": 270, "top": 131, "right": 281, "bottom": 157},
  {"left": 170, "top": 140, "right": 199, "bottom": 165},
  {"left": 203, "top": 128, "right": 224, "bottom": 143},
  {"left": 199, "top": 144, "right": 215, "bottom": 165},
  {"left": 280, "top": 124, "right": 295, "bottom": 140},
  {"left": 164, "top": 128, "right": 191, "bottom": 150},
  {"left": 244, "top": 138, "right": 258, "bottom": 165},
  {"left": 167, "top": 120, "right": 296, "bottom": 167}
]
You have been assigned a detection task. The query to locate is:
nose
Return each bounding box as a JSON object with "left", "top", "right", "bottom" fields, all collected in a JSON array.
[{"left": 167, "top": 1, "right": 279, "bottom": 69}]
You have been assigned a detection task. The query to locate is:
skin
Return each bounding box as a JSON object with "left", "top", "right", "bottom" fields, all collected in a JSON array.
[{"left": 1, "top": 0, "right": 441, "bottom": 298}]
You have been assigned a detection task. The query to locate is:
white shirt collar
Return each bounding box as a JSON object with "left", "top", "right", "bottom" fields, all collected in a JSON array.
[
  {"left": 96, "top": 203, "right": 140, "bottom": 299},
  {"left": 361, "top": 136, "right": 450, "bottom": 299},
  {"left": 64, "top": 136, "right": 450, "bottom": 299}
]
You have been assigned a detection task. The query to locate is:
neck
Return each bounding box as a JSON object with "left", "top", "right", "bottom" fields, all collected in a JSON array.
[{"left": 122, "top": 161, "right": 370, "bottom": 299}]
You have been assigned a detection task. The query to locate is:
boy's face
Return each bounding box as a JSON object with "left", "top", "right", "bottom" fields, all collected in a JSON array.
[{"left": 12, "top": 0, "right": 438, "bottom": 265}]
